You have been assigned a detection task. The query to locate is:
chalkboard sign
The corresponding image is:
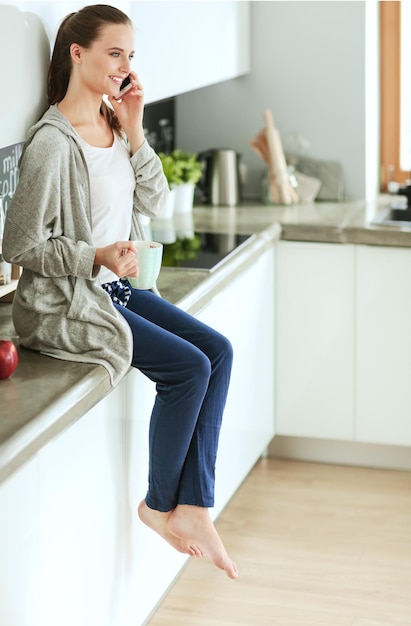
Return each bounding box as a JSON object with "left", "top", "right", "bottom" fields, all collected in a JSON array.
[{"left": 0, "top": 142, "right": 24, "bottom": 214}]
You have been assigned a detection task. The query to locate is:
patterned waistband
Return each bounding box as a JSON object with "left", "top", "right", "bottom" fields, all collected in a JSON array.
[{"left": 101, "top": 278, "right": 131, "bottom": 308}]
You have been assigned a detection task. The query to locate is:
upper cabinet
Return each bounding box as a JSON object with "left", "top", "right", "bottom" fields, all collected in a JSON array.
[
  {"left": 130, "top": 1, "right": 250, "bottom": 104},
  {"left": 0, "top": 1, "right": 250, "bottom": 146}
]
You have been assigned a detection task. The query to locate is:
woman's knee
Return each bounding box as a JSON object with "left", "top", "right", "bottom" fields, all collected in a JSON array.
[
  {"left": 222, "top": 333, "right": 234, "bottom": 363},
  {"left": 213, "top": 332, "right": 234, "bottom": 370},
  {"left": 170, "top": 343, "right": 212, "bottom": 388},
  {"left": 191, "top": 348, "right": 212, "bottom": 382}
]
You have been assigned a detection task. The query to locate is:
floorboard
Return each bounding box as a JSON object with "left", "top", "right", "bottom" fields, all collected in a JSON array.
[{"left": 148, "top": 458, "right": 411, "bottom": 626}]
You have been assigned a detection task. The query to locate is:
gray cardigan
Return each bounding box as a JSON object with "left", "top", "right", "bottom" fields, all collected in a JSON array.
[{"left": 3, "top": 105, "right": 169, "bottom": 387}]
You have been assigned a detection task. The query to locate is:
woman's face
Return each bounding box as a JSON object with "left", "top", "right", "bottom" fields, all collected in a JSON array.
[{"left": 76, "top": 22, "right": 135, "bottom": 98}]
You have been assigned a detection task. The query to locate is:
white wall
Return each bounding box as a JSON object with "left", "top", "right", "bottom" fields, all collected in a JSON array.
[{"left": 176, "top": 1, "right": 379, "bottom": 201}]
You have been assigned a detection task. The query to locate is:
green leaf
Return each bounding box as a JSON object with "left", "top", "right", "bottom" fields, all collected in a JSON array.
[{"left": 158, "top": 150, "right": 202, "bottom": 186}]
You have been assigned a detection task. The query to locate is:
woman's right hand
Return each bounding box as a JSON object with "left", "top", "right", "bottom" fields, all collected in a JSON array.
[
  {"left": 94, "top": 241, "right": 138, "bottom": 278},
  {"left": 108, "top": 71, "right": 145, "bottom": 155}
]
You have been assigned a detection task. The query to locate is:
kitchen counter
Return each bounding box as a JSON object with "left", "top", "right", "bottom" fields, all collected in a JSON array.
[
  {"left": 1, "top": 196, "right": 411, "bottom": 485},
  {"left": 192, "top": 195, "right": 411, "bottom": 247},
  {"left": 0, "top": 221, "right": 278, "bottom": 485}
]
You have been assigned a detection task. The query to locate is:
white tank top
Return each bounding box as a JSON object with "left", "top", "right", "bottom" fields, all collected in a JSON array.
[{"left": 77, "top": 132, "right": 135, "bottom": 284}]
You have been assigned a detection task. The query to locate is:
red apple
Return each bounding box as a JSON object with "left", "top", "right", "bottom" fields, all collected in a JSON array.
[{"left": 0, "top": 340, "right": 18, "bottom": 379}]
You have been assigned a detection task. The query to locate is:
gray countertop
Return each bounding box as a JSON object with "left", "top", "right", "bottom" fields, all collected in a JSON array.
[
  {"left": 190, "top": 195, "right": 411, "bottom": 247},
  {"left": 1, "top": 197, "right": 411, "bottom": 485}
]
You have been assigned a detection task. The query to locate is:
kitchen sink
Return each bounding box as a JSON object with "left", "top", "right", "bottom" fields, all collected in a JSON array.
[{"left": 372, "top": 206, "right": 411, "bottom": 227}]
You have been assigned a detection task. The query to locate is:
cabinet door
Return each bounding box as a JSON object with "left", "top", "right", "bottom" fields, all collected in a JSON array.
[
  {"left": 131, "top": 1, "right": 250, "bottom": 103},
  {"left": 276, "top": 240, "right": 355, "bottom": 440},
  {"left": 356, "top": 245, "right": 411, "bottom": 445},
  {"left": 196, "top": 246, "right": 275, "bottom": 512}
]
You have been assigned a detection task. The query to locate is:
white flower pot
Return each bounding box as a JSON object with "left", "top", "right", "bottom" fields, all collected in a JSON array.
[
  {"left": 151, "top": 217, "right": 177, "bottom": 244},
  {"left": 160, "top": 188, "right": 176, "bottom": 219},
  {"left": 173, "top": 182, "right": 195, "bottom": 214},
  {"left": 174, "top": 212, "right": 195, "bottom": 239}
]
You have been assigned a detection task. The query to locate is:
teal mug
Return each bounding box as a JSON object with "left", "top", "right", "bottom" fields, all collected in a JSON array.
[{"left": 127, "top": 240, "right": 163, "bottom": 290}]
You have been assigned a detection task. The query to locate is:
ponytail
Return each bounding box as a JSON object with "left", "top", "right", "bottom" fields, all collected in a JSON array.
[{"left": 47, "top": 13, "right": 75, "bottom": 106}]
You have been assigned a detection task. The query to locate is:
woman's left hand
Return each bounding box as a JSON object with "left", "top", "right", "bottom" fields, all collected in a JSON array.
[{"left": 108, "top": 71, "right": 145, "bottom": 153}]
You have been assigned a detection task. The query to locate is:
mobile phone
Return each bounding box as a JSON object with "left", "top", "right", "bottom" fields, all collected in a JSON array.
[{"left": 117, "top": 75, "right": 132, "bottom": 99}]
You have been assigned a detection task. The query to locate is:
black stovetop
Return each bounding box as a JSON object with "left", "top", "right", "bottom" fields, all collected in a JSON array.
[{"left": 162, "top": 232, "right": 252, "bottom": 270}]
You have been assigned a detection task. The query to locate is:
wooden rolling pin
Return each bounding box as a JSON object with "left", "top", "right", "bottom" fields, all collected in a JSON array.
[
  {"left": 249, "top": 133, "right": 280, "bottom": 203},
  {"left": 263, "top": 109, "right": 299, "bottom": 205}
]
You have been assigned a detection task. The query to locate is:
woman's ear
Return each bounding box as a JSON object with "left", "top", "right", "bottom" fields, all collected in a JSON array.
[{"left": 70, "top": 43, "right": 82, "bottom": 64}]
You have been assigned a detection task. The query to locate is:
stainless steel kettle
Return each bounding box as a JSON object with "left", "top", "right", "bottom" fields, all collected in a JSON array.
[{"left": 198, "top": 149, "right": 242, "bottom": 206}]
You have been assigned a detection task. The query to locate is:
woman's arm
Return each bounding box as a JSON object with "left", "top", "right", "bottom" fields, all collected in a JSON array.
[
  {"left": 130, "top": 140, "right": 169, "bottom": 219},
  {"left": 3, "top": 131, "right": 96, "bottom": 279},
  {"left": 108, "top": 71, "right": 169, "bottom": 220}
]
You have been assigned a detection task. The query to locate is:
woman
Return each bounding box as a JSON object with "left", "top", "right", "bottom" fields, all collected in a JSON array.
[{"left": 3, "top": 4, "right": 237, "bottom": 579}]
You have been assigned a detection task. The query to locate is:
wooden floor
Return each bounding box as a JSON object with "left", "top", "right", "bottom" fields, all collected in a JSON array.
[{"left": 148, "top": 458, "right": 411, "bottom": 626}]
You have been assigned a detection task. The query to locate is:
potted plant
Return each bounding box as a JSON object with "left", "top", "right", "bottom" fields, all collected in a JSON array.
[
  {"left": 158, "top": 152, "right": 180, "bottom": 187},
  {"left": 159, "top": 150, "right": 202, "bottom": 214}
]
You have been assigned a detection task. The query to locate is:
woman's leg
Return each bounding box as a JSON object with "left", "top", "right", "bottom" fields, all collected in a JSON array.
[
  {"left": 116, "top": 298, "right": 212, "bottom": 512},
  {"left": 116, "top": 290, "right": 238, "bottom": 578},
  {"left": 125, "top": 289, "right": 233, "bottom": 509}
]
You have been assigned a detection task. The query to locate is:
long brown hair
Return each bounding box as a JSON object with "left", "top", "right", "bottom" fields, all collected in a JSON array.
[{"left": 48, "top": 4, "right": 132, "bottom": 134}]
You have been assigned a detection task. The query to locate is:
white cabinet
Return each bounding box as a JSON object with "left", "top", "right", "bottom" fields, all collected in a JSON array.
[
  {"left": 276, "top": 240, "right": 355, "bottom": 440},
  {"left": 356, "top": 244, "right": 411, "bottom": 446},
  {"left": 0, "top": 457, "right": 39, "bottom": 626},
  {"left": 36, "top": 384, "right": 128, "bottom": 626},
  {"left": 196, "top": 245, "right": 275, "bottom": 510},
  {"left": 131, "top": 1, "right": 250, "bottom": 103},
  {"left": 0, "top": 388, "right": 131, "bottom": 626}
]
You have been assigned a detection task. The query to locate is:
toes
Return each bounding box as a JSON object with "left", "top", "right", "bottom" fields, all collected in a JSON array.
[
  {"left": 190, "top": 545, "right": 203, "bottom": 557},
  {"left": 226, "top": 561, "right": 239, "bottom": 579}
]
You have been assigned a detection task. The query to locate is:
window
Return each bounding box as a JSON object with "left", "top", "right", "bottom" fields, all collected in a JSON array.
[
  {"left": 400, "top": 1, "right": 411, "bottom": 171},
  {"left": 380, "top": 1, "right": 410, "bottom": 190}
]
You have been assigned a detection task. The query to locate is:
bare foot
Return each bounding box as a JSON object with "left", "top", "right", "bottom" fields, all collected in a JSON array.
[
  {"left": 137, "top": 500, "right": 202, "bottom": 557},
  {"left": 167, "top": 505, "right": 238, "bottom": 579}
]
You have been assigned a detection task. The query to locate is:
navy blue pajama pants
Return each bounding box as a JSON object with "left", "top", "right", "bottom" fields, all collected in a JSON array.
[{"left": 115, "top": 288, "right": 233, "bottom": 512}]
